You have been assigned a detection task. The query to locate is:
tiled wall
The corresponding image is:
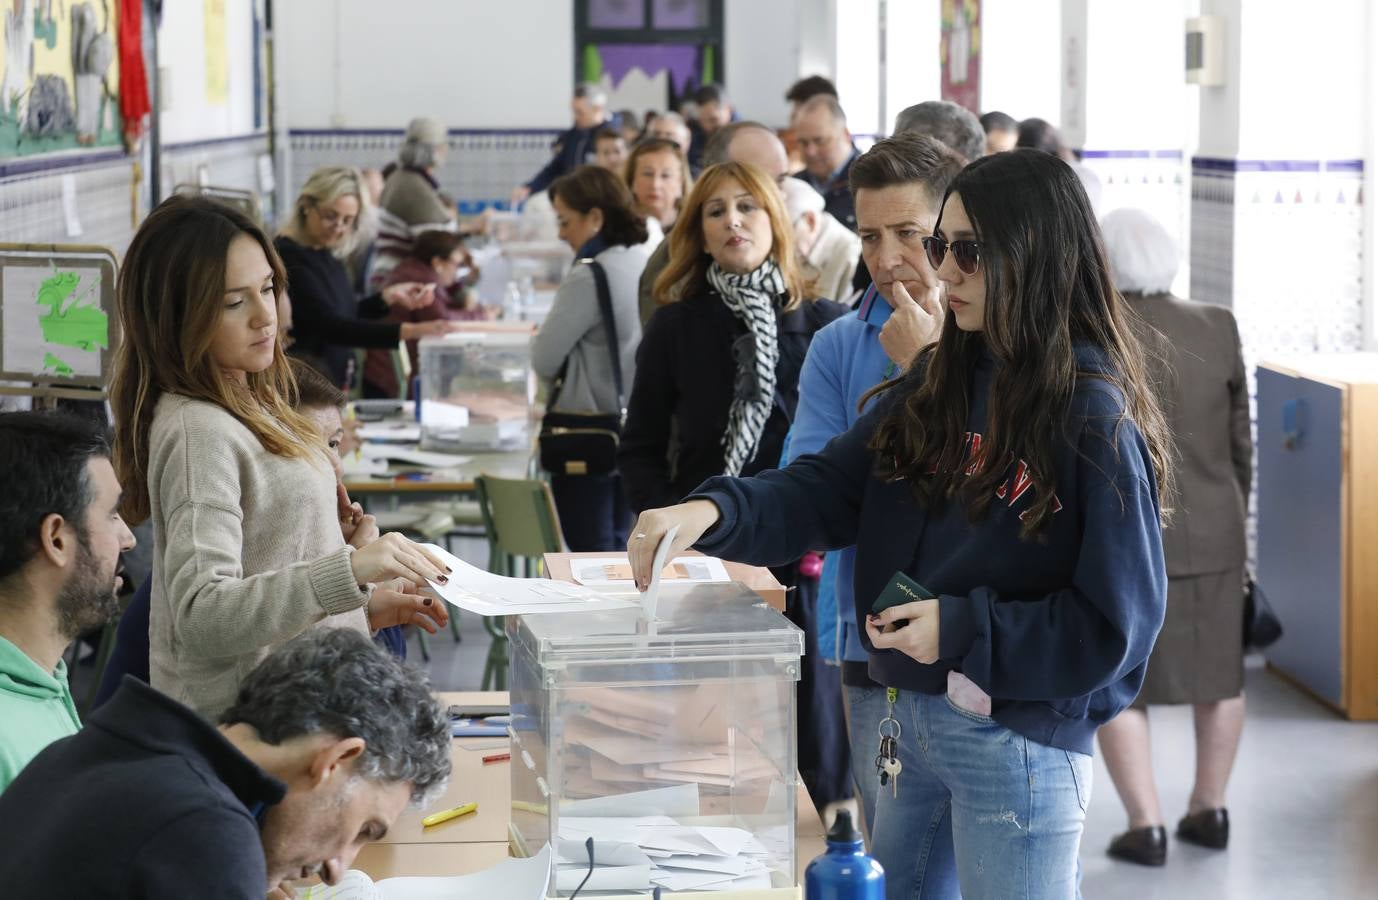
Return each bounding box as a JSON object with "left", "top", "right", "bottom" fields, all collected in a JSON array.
[
  {"left": 0, "top": 155, "right": 141, "bottom": 256},
  {"left": 287, "top": 129, "right": 562, "bottom": 213},
  {"left": 162, "top": 134, "right": 274, "bottom": 225},
  {"left": 1188, "top": 157, "right": 1366, "bottom": 567},
  {"left": 0, "top": 133, "right": 271, "bottom": 259}
]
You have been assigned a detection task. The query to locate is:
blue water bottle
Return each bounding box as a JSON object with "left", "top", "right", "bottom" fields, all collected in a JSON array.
[{"left": 804, "top": 810, "right": 885, "bottom": 900}]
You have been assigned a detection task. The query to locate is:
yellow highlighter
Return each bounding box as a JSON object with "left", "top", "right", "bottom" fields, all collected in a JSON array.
[{"left": 421, "top": 801, "right": 478, "bottom": 828}]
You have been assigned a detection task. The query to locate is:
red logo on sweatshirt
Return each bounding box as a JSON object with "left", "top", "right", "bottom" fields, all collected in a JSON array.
[{"left": 960, "top": 432, "right": 1064, "bottom": 520}]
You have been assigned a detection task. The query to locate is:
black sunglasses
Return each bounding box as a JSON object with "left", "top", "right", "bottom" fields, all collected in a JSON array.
[{"left": 921, "top": 235, "right": 982, "bottom": 275}]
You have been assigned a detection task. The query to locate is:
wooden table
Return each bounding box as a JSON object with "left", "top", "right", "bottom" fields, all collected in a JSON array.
[{"left": 353, "top": 691, "right": 826, "bottom": 884}]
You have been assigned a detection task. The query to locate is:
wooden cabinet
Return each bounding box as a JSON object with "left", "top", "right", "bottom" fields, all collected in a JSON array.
[{"left": 1256, "top": 355, "right": 1378, "bottom": 719}]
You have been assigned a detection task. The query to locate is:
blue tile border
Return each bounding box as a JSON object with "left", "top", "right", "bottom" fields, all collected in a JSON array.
[
  {"left": 0, "top": 148, "right": 130, "bottom": 179},
  {"left": 162, "top": 132, "right": 269, "bottom": 153},
  {"left": 1080, "top": 149, "right": 1185, "bottom": 160},
  {"left": 288, "top": 127, "right": 562, "bottom": 138},
  {"left": 1191, "top": 157, "right": 1364, "bottom": 173}
]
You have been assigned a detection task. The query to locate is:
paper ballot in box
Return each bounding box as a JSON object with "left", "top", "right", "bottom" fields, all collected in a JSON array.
[
  {"left": 418, "top": 328, "right": 536, "bottom": 452},
  {"left": 507, "top": 583, "right": 805, "bottom": 895}
]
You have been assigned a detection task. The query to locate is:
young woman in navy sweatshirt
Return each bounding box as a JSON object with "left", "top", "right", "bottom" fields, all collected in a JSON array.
[{"left": 627, "top": 149, "right": 1173, "bottom": 900}]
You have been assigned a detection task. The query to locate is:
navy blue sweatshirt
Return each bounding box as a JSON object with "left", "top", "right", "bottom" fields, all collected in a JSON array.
[{"left": 692, "top": 344, "right": 1166, "bottom": 755}]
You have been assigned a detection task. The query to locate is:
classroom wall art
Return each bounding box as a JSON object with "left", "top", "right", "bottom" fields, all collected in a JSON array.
[{"left": 0, "top": 0, "right": 124, "bottom": 156}]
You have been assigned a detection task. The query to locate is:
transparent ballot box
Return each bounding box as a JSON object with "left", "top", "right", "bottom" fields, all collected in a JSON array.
[
  {"left": 508, "top": 584, "right": 805, "bottom": 896},
  {"left": 417, "top": 329, "right": 536, "bottom": 451}
]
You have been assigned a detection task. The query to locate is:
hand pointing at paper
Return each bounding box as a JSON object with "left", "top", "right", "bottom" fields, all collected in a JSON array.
[{"left": 627, "top": 500, "right": 722, "bottom": 592}]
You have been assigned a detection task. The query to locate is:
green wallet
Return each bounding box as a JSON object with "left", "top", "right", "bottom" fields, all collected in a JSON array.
[{"left": 871, "top": 571, "right": 936, "bottom": 625}]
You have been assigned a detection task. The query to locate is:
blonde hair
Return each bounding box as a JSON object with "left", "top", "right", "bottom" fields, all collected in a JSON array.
[
  {"left": 653, "top": 161, "right": 808, "bottom": 311},
  {"left": 623, "top": 138, "right": 692, "bottom": 222},
  {"left": 111, "top": 196, "right": 323, "bottom": 525},
  {"left": 280, "top": 165, "right": 374, "bottom": 259}
]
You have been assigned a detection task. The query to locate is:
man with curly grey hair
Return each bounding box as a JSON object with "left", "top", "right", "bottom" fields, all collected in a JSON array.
[{"left": 0, "top": 628, "right": 451, "bottom": 899}]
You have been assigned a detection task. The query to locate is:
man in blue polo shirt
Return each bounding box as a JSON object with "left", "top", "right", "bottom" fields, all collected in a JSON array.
[{"left": 786, "top": 132, "right": 967, "bottom": 833}]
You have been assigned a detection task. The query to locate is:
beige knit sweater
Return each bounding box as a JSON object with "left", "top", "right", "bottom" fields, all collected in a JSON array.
[{"left": 147, "top": 393, "right": 369, "bottom": 718}]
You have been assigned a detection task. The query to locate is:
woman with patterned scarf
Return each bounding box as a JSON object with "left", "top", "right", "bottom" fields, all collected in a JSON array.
[{"left": 618, "top": 161, "right": 847, "bottom": 513}]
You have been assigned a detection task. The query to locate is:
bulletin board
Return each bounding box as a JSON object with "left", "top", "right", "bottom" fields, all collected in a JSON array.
[{"left": 0, "top": 243, "right": 119, "bottom": 400}]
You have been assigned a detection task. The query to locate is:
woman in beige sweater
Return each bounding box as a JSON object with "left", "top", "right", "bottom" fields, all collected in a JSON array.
[{"left": 111, "top": 196, "right": 451, "bottom": 718}]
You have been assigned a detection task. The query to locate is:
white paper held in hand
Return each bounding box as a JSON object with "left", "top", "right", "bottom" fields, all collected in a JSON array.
[
  {"left": 420, "top": 544, "right": 638, "bottom": 616},
  {"left": 640, "top": 524, "right": 679, "bottom": 622}
]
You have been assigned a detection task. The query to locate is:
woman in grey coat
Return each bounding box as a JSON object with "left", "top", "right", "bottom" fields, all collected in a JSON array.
[
  {"left": 532, "top": 166, "right": 652, "bottom": 550},
  {"left": 1097, "top": 208, "right": 1252, "bottom": 867}
]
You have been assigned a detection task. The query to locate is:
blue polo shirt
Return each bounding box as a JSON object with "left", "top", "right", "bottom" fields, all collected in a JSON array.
[{"left": 786, "top": 285, "right": 894, "bottom": 677}]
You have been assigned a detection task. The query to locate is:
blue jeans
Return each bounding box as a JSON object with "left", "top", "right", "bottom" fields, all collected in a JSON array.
[
  {"left": 869, "top": 690, "right": 1091, "bottom": 900},
  {"left": 844, "top": 682, "right": 889, "bottom": 836}
]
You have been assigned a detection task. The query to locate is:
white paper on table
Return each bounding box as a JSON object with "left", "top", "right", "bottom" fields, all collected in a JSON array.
[
  {"left": 553, "top": 864, "right": 652, "bottom": 893},
  {"left": 422, "top": 544, "right": 638, "bottom": 616},
  {"left": 356, "top": 422, "right": 422, "bottom": 442},
  {"left": 340, "top": 454, "right": 388, "bottom": 476},
  {"left": 569, "top": 554, "right": 730, "bottom": 587},
  {"left": 362, "top": 446, "right": 473, "bottom": 469},
  {"left": 559, "top": 783, "right": 699, "bottom": 818},
  {"left": 640, "top": 524, "right": 678, "bottom": 622},
  {"left": 419, "top": 399, "right": 470, "bottom": 429},
  {"left": 296, "top": 844, "right": 551, "bottom": 900}
]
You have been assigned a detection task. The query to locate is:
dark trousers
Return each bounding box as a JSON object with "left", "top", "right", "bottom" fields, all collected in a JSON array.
[
  {"left": 550, "top": 473, "right": 633, "bottom": 552},
  {"left": 777, "top": 563, "right": 855, "bottom": 812}
]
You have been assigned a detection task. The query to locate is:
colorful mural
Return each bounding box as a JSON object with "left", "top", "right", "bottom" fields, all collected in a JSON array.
[{"left": 0, "top": 0, "right": 123, "bottom": 156}]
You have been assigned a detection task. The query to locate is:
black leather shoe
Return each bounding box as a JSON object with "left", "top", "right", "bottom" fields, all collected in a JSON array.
[
  {"left": 1107, "top": 825, "right": 1167, "bottom": 866},
  {"left": 1177, "top": 808, "right": 1229, "bottom": 849}
]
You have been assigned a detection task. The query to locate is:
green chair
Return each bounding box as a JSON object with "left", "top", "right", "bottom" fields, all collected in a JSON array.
[{"left": 473, "top": 475, "right": 567, "bottom": 690}]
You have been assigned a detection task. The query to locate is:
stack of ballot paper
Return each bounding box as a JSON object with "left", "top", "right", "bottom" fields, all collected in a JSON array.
[{"left": 555, "top": 816, "right": 778, "bottom": 893}]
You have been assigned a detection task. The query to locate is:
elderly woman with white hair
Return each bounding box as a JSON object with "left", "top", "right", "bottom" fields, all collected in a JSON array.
[
  {"left": 380, "top": 117, "right": 456, "bottom": 227},
  {"left": 779, "top": 177, "right": 862, "bottom": 303},
  {"left": 1096, "top": 208, "right": 1252, "bottom": 868}
]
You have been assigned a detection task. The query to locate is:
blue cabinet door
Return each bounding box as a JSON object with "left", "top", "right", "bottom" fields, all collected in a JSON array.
[{"left": 1256, "top": 368, "right": 1345, "bottom": 707}]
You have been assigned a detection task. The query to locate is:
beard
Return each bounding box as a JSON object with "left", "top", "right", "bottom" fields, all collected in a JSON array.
[{"left": 55, "top": 534, "right": 121, "bottom": 639}]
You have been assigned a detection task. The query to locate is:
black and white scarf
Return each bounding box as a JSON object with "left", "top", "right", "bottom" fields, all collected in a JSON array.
[{"left": 707, "top": 259, "right": 784, "bottom": 476}]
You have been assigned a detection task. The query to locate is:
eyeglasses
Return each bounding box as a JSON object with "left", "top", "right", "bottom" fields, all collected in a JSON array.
[
  {"left": 310, "top": 203, "right": 356, "bottom": 230},
  {"left": 921, "top": 235, "right": 982, "bottom": 275}
]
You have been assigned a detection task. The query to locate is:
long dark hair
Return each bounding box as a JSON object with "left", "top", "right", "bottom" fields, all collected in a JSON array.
[
  {"left": 869, "top": 149, "right": 1174, "bottom": 538},
  {"left": 111, "top": 196, "right": 318, "bottom": 525}
]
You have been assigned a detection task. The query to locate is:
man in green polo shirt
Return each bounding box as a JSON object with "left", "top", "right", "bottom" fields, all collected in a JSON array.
[{"left": 0, "top": 411, "right": 135, "bottom": 790}]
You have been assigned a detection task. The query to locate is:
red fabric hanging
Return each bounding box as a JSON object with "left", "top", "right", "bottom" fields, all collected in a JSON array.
[{"left": 117, "top": 0, "right": 152, "bottom": 145}]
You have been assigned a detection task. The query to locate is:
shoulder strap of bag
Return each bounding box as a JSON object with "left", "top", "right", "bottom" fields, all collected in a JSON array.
[{"left": 586, "top": 259, "right": 625, "bottom": 412}]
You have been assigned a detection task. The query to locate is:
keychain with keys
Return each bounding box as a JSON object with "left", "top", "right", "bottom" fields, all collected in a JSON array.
[{"left": 875, "top": 687, "right": 903, "bottom": 798}]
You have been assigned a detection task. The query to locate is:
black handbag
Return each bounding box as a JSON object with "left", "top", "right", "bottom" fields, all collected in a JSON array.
[
  {"left": 1243, "top": 578, "right": 1283, "bottom": 650},
  {"left": 538, "top": 260, "right": 625, "bottom": 477}
]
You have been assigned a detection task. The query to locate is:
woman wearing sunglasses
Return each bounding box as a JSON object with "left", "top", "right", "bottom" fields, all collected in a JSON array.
[{"left": 627, "top": 149, "right": 1172, "bottom": 899}]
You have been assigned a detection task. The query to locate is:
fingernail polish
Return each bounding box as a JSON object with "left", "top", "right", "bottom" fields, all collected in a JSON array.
[
  {"left": 446, "top": 566, "right": 453, "bottom": 573},
  {"left": 438, "top": 575, "right": 449, "bottom": 584},
  {"left": 423, "top": 597, "right": 433, "bottom": 606}
]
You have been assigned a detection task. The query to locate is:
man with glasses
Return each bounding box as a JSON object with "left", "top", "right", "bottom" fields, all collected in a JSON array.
[
  {"left": 786, "top": 132, "right": 967, "bottom": 839},
  {"left": 792, "top": 95, "right": 862, "bottom": 233}
]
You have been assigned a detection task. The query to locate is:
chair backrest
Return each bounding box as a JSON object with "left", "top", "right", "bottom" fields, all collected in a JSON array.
[{"left": 474, "top": 475, "right": 566, "bottom": 561}]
